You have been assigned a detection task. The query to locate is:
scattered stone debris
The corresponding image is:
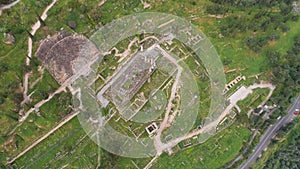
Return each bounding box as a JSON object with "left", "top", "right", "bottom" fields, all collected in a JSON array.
[
  {"left": 35, "top": 30, "right": 99, "bottom": 84},
  {"left": 97, "top": 0, "right": 107, "bottom": 7},
  {"left": 68, "top": 21, "right": 76, "bottom": 29},
  {"left": 293, "top": 1, "right": 300, "bottom": 13},
  {"left": 3, "top": 33, "right": 15, "bottom": 45},
  {"left": 141, "top": 0, "right": 150, "bottom": 9}
]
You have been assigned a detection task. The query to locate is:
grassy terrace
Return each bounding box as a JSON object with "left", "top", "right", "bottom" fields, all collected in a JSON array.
[
  {"left": 13, "top": 118, "right": 100, "bottom": 168},
  {"left": 1, "top": 0, "right": 299, "bottom": 168},
  {"left": 13, "top": 116, "right": 153, "bottom": 168},
  {"left": 153, "top": 122, "right": 251, "bottom": 169},
  {"left": 12, "top": 116, "right": 249, "bottom": 168}
]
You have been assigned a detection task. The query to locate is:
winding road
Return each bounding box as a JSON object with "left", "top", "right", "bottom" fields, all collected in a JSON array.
[
  {"left": 239, "top": 94, "right": 300, "bottom": 169},
  {"left": 0, "top": 0, "right": 21, "bottom": 16},
  {"left": 20, "top": 0, "right": 57, "bottom": 121}
]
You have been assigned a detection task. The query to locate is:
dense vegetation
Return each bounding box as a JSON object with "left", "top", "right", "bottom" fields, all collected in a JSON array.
[
  {"left": 210, "top": 0, "right": 294, "bottom": 7},
  {"left": 205, "top": 1, "right": 300, "bottom": 168},
  {"left": 207, "top": 0, "right": 299, "bottom": 111},
  {"left": 263, "top": 118, "right": 300, "bottom": 168},
  {"left": 269, "top": 36, "right": 300, "bottom": 110},
  {"left": 1, "top": 0, "right": 299, "bottom": 168},
  {"left": 208, "top": 0, "right": 299, "bottom": 51},
  {"left": 0, "top": 0, "right": 14, "bottom": 5}
]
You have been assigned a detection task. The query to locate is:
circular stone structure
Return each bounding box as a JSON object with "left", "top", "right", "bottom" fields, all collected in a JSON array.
[{"left": 72, "top": 12, "right": 226, "bottom": 158}]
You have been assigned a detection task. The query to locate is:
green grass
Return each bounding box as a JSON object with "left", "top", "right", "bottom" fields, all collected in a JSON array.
[
  {"left": 237, "top": 88, "right": 270, "bottom": 111},
  {"left": 269, "top": 18, "right": 300, "bottom": 55},
  {"left": 13, "top": 116, "right": 151, "bottom": 169},
  {"left": 0, "top": 90, "right": 73, "bottom": 162},
  {"left": 13, "top": 118, "right": 95, "bottom": 168},
  {"left": 1, "top": 0, "right": 299, "bottom": 168},
  {"left": 153, "top": 122, "right": 251, "bottom": 169},
  {"left": 0, "top": 1, "right": 71, "bottom": 164},
  {"left": 0, "top": 0, "right": 52, "bottom": 55}
]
